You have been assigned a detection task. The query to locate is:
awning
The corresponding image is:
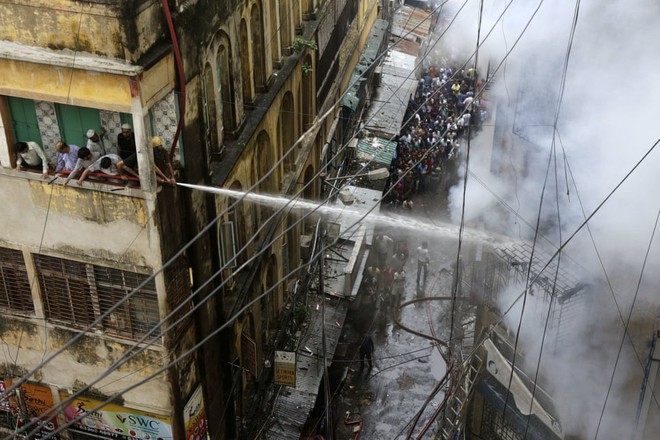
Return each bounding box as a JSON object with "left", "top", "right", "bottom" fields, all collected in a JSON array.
[{"left": 356, "top": 136, "right": 397, "bottom": 165}]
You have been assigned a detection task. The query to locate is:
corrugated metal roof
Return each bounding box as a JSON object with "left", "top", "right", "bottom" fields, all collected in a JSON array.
[
  {"left": 341, "top": 19, "right": 389, "bottom": 111},
  {"left": 392, "top": 37, "right": 421, "bottom": 57},
  {"left": 363, "top": 49, "right": 418, "bottom": 138},
  {"left": 264, "top": 295, "right": 349, "bottom": 439},
  {"left": 392, "top": 5, "right": 434, "bottom": 42},
  {"left": 356, "top": 136, "right": 398, "bottom": 165}
]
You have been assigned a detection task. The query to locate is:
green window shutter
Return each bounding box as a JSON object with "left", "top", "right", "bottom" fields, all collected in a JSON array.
[
  {"left": 55, "top": 104, "right": 101, "bottom": 147},
  {"left": 7, "top": 97, "right": 42, "bottom": 146},
  {"left": 119, "top": 113, "right": 133, "bottom": 128}
]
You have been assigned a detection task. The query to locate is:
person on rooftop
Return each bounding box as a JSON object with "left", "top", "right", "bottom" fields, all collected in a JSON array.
[{"left": 15, "top": 141, "right": 49, "bottom": 178}]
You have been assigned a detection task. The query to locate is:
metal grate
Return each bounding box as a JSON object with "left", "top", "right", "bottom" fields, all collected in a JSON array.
[
  {"left": 94, "top": 266, "right": 159, "bottom": 340},
  {"left": 165, "top": 257, "right": 192, "bottom": 335},
  {"left": 34, "top": 254, "right": 95, "bottom": 328},
  {"left": 34, "top": 254, "right": 160, "bottom": 340},
  {"left": 0, "top": 247, "right": 34, "bottom": 314}
]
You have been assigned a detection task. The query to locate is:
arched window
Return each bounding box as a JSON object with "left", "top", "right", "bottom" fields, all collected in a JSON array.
[
  {"left": 239, "top": 19, "right": 253, "bottom": 104},
  {"left": 279, "top": 0, "right": 292, "bottom": 53},
  {"left": 203, "top": 63, "right": 218, "bottom": 154},
  {"left": 216, "top": 33, "right": 237, "bottom": 133},
  {"left": 269, "top": 0, "right": 281, "bottom": 67},
  {"left": 278, "top": 92, "right": 295, "bottom": 178},
  {"left": 251, "top": 3, "right": 267, "bottom": 93}
]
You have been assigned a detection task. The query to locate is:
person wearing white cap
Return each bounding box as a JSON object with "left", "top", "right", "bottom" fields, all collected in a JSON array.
[
  {"left": 117, "top": 123, "right": 136, "bottom": 160},
  {"left": 85, "top": 128, "right": 107, "bottom": 156}
]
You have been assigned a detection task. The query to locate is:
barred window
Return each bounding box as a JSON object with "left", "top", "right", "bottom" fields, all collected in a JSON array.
[
  {"left": 34, "top": 254, "right": 94, "bottom": 327},
  {"left": 0, "top": 247, "right": 34, "bottom": 314},
  {"left": 94, "top": 266, "right": 160, "bottom": 339},
  {"left": 33, "top": 254, "right": 160, "bottom": 341}
]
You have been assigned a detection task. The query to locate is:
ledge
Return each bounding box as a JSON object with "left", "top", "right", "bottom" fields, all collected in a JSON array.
[{"left": 0, "top": 40, "right": 144, "bottom": 76}]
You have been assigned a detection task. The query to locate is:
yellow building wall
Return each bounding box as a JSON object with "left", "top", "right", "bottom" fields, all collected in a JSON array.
[
  {"left": 0, "top": 0, "right": 164, "bottom": 60},
  {"left": 0, "top": 53, "right": 174, "bottom": 113}
]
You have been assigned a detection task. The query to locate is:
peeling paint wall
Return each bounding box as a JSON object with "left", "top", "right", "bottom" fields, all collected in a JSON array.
[
  {"left": 0, "top": 173, "right": 159, "bottom": 269},
  {"left": 0, "top": 0, "right": 163, "bottom": 60},
  {"left": 0, "top": 318, "right": 171, "bottom": 414}
]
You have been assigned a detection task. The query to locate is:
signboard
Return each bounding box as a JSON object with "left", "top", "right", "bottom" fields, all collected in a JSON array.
[
  {"left": 241, "top": 331, "right": 258, "bottom": 378},
  {"left": 183, "top": 386, "right": 209, "bottom": 440},
  {"left": 274, "top": 351, "right": 296, "bottom": 387},
  {"left": 0, "top": 379, "right": 59, "bottom": 439},
  {"left": 59, "top": 392, "right": 172, "bottom": 440}
]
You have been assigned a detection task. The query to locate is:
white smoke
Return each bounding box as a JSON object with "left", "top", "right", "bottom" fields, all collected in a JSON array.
[{"left": 442, "top": 0, "right": 660, "bottom": 437}]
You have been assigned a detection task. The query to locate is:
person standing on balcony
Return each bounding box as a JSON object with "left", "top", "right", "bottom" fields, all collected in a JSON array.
[
  {"left": 86, "top": 128, "right": 108, "bottom": 155},
  {"left": 63, "top": 147, "right": 100, "bottom": 186},
  {"left": 117, "top": 123, "right": 137, "bottom": 160},
  {"left": 54, "top": 141, "right": 80, "bottom": 172},
  {"left": 76, "top": 153, "right": 139, "bottom": 186},
  {"left": 151, "top": 136, "right": 176, "bottom": 185},
  {"left": 15, "top": 141, "right": 48, "bottom": 178}
]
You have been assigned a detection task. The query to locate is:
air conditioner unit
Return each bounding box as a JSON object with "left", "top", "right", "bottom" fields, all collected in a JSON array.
[{"left": 348, "top": 138, "right": 359, "bottom": 150}]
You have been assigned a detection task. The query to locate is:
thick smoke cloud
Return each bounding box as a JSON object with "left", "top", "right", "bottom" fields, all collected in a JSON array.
[{"left": 439, "top": 0, "right": 660, "bottom": 437}]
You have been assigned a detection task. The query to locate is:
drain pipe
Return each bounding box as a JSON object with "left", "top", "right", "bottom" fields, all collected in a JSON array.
[{"left": 161, "top": 0, "right": 186, "bottom": 163}]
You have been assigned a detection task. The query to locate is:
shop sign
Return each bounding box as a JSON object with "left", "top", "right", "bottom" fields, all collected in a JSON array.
[
  {"left": 274, "top": 351, "right": 296, "bottom": 387},
  {"left": 183, "top": 386, "right": 208, "bottom": 440},
  {"left": 0, "top": 379, "right": 59, "bottom": 439},
  {"left": 59, "top": 392, "right": 172, "bottom": 440}
]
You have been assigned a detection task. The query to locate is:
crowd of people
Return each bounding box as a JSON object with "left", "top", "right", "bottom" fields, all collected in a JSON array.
[
  {"left": 383, "top": 63, "right": 489, "bottom": 209},
  {"left": 14, "top": 125, "right": 176, "bottom": 187}
]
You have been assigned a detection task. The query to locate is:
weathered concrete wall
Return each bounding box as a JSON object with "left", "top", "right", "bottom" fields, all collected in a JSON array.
[
  {"left": 0, "top": 0, "right": 163, "bottom": 60},
  {"left": 0, "top": 173, "right": 160, "bottom": 269},
  {"left": 0, "top": 318, "right": 171, "bottom": 414}
]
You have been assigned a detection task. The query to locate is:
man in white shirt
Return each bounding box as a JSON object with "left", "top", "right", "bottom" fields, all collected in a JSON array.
[
  {"left": 76, "top": 153, "right": 139, "bottom": 186},
  {"left": 416, "top": 241, "right": 430, "bottom": 287},
  {"left": 64, "top": 147, "right": 100, "bottom": 186},
  {"left": 86, "top": 128, "right": 108, "bottom": 155},
  {"left": 15, "top": 141, "right": 48, "bottom": 178},
  {"left": 54, "top": 141, "right": 80, "bottom": 172}
]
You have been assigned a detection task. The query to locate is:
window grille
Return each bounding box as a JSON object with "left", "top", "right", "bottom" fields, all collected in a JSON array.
[
  {"left": 34, "top": 255, "right": 94, "bottom": 328},
  {"left": 0, "top": 247, "right": 34, "bottom": 314},
  {"left": 94, "top": 266, "right": 159, "bottom": 339},
  {"left": 33, "top": 254, "right": 160, "bottom": 340},
  {"left": 165, "top": 257, "right": 192, "bottom": 335}
]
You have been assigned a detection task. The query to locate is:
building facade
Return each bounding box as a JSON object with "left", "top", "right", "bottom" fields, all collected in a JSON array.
[{"left": 0, "top": 0, "right": 383, "bottom": 439}]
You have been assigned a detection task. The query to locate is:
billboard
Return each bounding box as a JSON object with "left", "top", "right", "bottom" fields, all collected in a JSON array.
[
  {"left": 59, "top": 392, "right": 172, "bottom": 440},
  {"left": 0, "top": 379, "right": 59, "bottom": 439},
  {"left": 183, "top": 386, "right": 208, "bottom": 440},
  {"left": 274, "top": 351, "right": 296, "bottom": 387}
]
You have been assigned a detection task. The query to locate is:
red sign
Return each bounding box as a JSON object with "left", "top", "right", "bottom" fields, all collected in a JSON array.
[{"left": 0, "top": 379, "right": 59, "bottom": 439}]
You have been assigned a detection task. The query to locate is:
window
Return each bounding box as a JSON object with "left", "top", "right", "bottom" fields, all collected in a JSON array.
[
  {"left": 94, "top": 266, "right": 160, "bottom": 339},
  {"left": 34, "top": 254, "right": 95, "bottom": 328},
  {"left": 0, "top": 247, "right": 34, "bottom": 314},
  {"left": 219, "top": 213, "right": 238, "bottom": 269},
  {"left": 34, "top": 254, "right": 160, "bottom": 340}
]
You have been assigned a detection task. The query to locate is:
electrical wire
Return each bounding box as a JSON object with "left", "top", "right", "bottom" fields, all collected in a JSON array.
[
  {"left": 594, "top": 210, "right": 660, "bottom": 439},
  {"left": 10, "top": 0, "right": 548, "bottom": 434},
  {"left": 502, "top": 0, "right": 579, "bottom": 421},
  {"left": 7, "top": 3, "right": 458, "bottom": 436}
]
